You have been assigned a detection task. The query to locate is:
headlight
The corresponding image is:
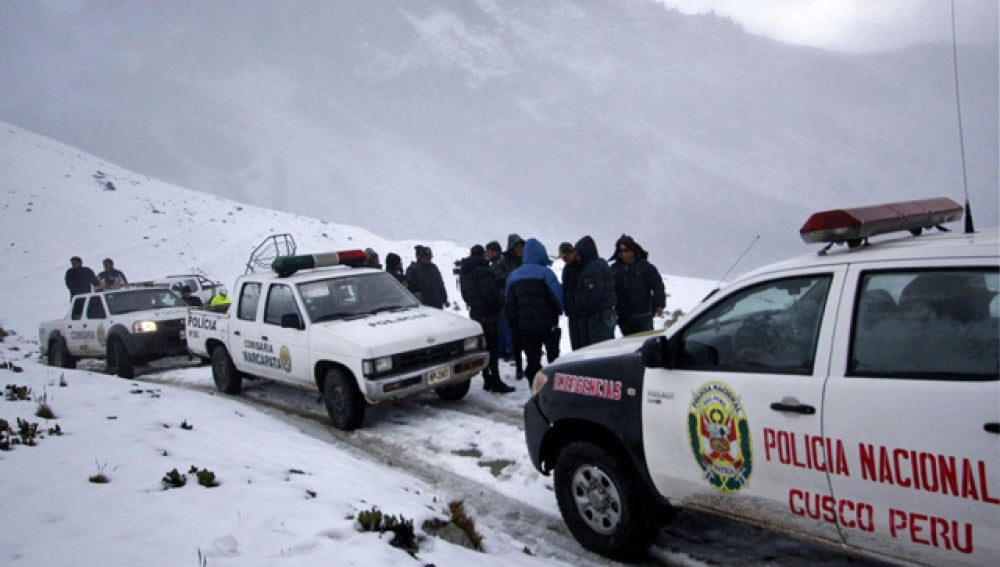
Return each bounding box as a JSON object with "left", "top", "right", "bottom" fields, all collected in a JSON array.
[
  {"left": 531, "top": 370, "right": 549, "bottom": 396},
  {"left": 132, "top": 321, "right": 158, "bottom": 333},
  {"left": 463, "top": 336, "right": 481, "bottom": 352},
  {"left": 363, "top": 356, "right": 393, "bottom": 376}
]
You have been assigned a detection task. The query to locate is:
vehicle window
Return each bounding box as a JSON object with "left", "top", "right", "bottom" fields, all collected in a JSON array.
[
  {"left": 264, "top": 284, "right": 300, "bottom": 326},
  {"left": 850, "top": 268, "right": 998, "bottom": 381},
  {"left": 298, "top": 273, "right": 419, "bottom": 323},
  {"left": 104, "top": 289, "right": 185, "bottom": 314},
  {"left": 678, "top": 275, "right": 832, "bottom": 374},
  {"left": 71, "top": 297, "right": 86, "bottom": 320},
  {"left": 86, "top": 297, "right": 107, "bottom": 319},
  {"left": 238, "top": 283, "right": 261, "bottom": 321}
]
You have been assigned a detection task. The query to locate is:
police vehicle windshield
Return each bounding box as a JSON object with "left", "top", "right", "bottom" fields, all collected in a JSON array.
[{"left": 298, "top": 272, "right": 419, "bottom": 323}]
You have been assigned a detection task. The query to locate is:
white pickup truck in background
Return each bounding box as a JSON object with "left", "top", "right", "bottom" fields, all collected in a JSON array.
[
  {"left": 186, "top": 250, "right": 489, "bottom": 430},
  {"left": 154, "top": 274, "right": 224, "bottom": 305},
  {"left": 39, "top": 286, "right": 190, "bottom": 378}
]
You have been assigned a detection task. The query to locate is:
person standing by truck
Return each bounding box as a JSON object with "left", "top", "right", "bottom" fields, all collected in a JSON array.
[
  {"left": 406, "top": 245, "right": 448, "bottom": 309},
  {"left": 459, "top": 245, "right": 514, "bottom": 393},
  {"left": 505, "top": 238, "right": 563, "bottom": 387},
  {"left": 610, "top": 235, "right": 665, "bottom": 336},
  {"left": 65, "top": 256, "right": 99, "bottom": 297},
  {"left": 98, "top": 258, "right": 128, "bottom": 288}
]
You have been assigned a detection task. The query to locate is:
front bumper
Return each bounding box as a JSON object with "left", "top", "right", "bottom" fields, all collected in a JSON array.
[
  {"left": 524, "top": 396, "right": 552, "bottom": 474},
  {"left": 123, "top": 320, "right": 188, "bottom": 361},
  {"left": 362, "top": 351, "right": 489, "bottom": 402}
]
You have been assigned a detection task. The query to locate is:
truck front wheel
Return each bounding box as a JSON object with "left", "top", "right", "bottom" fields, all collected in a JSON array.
[
  {"left": 109, "top": 339, "right": 135, "bottom": 379},
  {"left": 322, "top": 368, "right": 365, "bottom": 431},
  {"left": 554, "top": 441, "right": 653, "bottom": 559},
  {"left": 48, "top": 340, "right": 77, "bottom": 369},
  {"left": 211, "top": 346, "right": 243, "bottom": 394}
]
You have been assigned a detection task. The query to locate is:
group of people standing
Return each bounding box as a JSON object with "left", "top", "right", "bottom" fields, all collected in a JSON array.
[
  {"left": 351, "top": 235, "right": 666, "bottom": 392},
  {"left": 64, "top": 256, "right": 127, "bottom": 297},
  {"left": 455, "top": 233, "right": 666, "bottom": 392}
]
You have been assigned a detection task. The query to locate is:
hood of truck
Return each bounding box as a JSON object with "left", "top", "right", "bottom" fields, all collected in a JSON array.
[{"left": 308, "top": 307, "right": 483, "bottom": 358}]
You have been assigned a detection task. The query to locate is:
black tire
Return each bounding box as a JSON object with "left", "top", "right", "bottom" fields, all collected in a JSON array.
[
  {"left": 211, "top": 346, "right": 242, "bottom": 394},
  {"left": 110, "top": 339, "right": 135, "bottom": 379},
  {"left": 322, "top": 368, "right": 366, "bottom": 431},
  {"left": 554, "top": 441, "right": 653, "bottom": 559},
  {"left": 434, "top": 379, "right": 471, "bottom": 401},
  {"left": 47, "top": 340, "right": 77, "bottom": 369}
]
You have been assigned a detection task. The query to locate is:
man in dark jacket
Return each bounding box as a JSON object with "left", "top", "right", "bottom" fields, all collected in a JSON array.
[
  {"left": 459, "top": 245, "right": 514, "bottom": 393},
  {"left": 505, "top": 238, "right": 563, "bottom": 386},
  {"left": 610, "top": 234, "right": 666, "bottom": 336},
  {"left": 65, "top": 256, "right": 99, "bottom": 297},
  {"left": 405, "top": 245, "right": 448, "bottom": 309},
  {"left": 558, "top": 242, "right": 584, "bottom": 350},
  {"left": 574, "top": 236, "right": 617, "bottom": 347},
  {"left": 498, "top": 234, "right": 525, "bottom": 378},
  {"left": 97, "top": 258, "right": 128, "bottom": 288}
]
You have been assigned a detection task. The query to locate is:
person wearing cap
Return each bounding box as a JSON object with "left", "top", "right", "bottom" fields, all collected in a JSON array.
[
  {"left": 610, "top": 234, "right": 666, "bottom": 336},
  {"left": 405, "top": 245, "right": 448, "bottom": 309},
  {"left": 574, "top": 236, "right": 618, "bottom": 347},
  {"left": 65, "top": 256, "right": 100, "bottom": 297},
  {"left": 97, "top": 258, "right": 128, "bottom": 289},
  {"left": 558, "top": 242, "right": 584, "bottom": 350},
  {"left": 505, "top": 238, "right": 564, "bottom": 387},
  {"left": 459, "top": 245, "right": 514, "bottom": 393}
]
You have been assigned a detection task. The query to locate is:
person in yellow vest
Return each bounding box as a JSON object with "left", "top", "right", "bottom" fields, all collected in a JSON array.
[{"left": 209, "top": 286, "right": 231, "bottom": 307}]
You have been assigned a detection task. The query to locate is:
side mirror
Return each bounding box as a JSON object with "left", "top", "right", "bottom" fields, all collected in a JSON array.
[
  {"left": 280, "top": 313, "right": 304, "bottom": 330},
  {"left": 640, "top": 336, "right": 669, "bottom": 368}
]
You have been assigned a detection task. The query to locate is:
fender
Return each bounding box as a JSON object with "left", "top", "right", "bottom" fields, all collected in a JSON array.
[
  {"left": 527, "top": 352, "right": 665, "bottom": 508},
  {"left": 105, "top": 324, "right": 135, "bottom": 358}
]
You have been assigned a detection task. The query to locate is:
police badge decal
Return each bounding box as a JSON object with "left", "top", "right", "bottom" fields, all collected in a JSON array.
[{"left": 688, "top": 381, "right": 753, "bottom": 492}]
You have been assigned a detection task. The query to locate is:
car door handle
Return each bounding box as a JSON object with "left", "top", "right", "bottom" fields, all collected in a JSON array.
[
  {"left": 985, "top": 423, "right": 1000, "bottom": 434},
  {"left": 260, "top": 336, "right": 268, "bottom": 341},
  {"left": 770, "top": 402, "right": 816, "bottom": 415},
  {"left": 233, "top": 330, "right": 241, "bottom": 336}
]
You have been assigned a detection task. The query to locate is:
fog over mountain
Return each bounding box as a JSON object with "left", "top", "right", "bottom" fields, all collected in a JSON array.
[{"left": 1, "top": 0, "right": 996, "bottom": 278}]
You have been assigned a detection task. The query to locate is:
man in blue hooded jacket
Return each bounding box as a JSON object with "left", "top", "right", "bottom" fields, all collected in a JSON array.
[{"left": 505, "top": 238, "right": 564, "bottom": 386}]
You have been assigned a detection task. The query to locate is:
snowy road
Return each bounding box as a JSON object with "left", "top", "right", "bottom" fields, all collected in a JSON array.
[{"left": 131, "top": 358, "right": 891, "bottom": 567}]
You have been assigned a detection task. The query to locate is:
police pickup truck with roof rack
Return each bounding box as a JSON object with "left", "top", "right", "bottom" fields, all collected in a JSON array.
[
  {"left": 524, "top": 197, "right": 998, "bottom": 566},
  {"left": 186, "top": 249, "right": 489, "bottom": 430},
  {"left": 40, "top": 284, "right": 190, "bottom": 378}
]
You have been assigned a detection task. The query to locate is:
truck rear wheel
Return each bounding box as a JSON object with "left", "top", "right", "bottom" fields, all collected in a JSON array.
[
  {"left": 109, "top": 339, "right": 135, "bottom": 379},
  {"left": 554, "top": 441, "right": 653, "bottom": 559},
  {"left": 48, "top": 340, "right": 77, "bottom": 369},
  {"left": 211, "top": 346, "right": 242, "bottom": 394},
  {"left": 322, "top": 368, "right": 365, "bottom": 431},
  {"left": 434, "top": 379, "right": 471, "bottom": 401}
]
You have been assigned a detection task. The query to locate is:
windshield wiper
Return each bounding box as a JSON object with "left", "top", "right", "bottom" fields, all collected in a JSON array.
[{"left": 313, "top": 312, "right": 371, "bottom": 322}]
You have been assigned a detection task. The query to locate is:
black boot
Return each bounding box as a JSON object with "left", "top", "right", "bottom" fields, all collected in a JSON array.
[{"left": 490, "top": 380, "right": 515, "bottom": 394}]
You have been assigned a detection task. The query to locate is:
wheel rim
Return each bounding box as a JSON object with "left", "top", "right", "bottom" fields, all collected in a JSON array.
[
  {"left": 570, "top": 464, "right": 623, "bottom": 535},
  {"left": 213, "top": 354, "right": 229, "bottom": 388},
  {"left": 326, "top": 385, "right": 346, "bottom": 420}
]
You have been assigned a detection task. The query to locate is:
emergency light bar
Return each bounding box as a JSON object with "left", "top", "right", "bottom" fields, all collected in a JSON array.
[
  {"left": 799, "top": 197, "right": 963, "bottom": 248},
  {"left": 272, "top": 250, "right": 368, "bottom": 277}
]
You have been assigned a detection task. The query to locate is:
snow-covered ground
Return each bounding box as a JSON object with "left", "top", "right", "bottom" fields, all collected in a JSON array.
[{"left": 0, "top": 123, "right": 893, "bottom": 566}]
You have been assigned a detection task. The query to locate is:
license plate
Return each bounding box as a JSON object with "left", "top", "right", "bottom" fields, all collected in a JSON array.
[{"left": 426, "top": 366, "right": 451, "bottom": 385}]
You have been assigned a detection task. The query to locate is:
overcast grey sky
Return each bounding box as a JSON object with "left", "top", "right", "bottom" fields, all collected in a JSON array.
[{"left": 662, "top": 0, "right": 997, "bottom": 52}]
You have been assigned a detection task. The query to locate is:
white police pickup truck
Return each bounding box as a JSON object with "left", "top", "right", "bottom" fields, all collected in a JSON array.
[
  {"left": 39, "top": 286, "right": 190, "bottom": 378},
  {"left": 525, "top": 198, "right": 998, "bottom": 566},
  {"left": 186, "top": 250, "right": 489, "bottom": 430}
]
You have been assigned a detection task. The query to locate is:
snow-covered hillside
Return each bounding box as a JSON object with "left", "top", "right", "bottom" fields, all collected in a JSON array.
[{"left": 1, "top": 0, "right": 995, "bottom": 278}]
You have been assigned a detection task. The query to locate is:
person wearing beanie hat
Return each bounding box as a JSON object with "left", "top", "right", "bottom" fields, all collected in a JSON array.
[
  {"left": 574, "top": 235, "right": 617, "bottom": 347},
  {"left": 406, "top": 245, "right": 448, "bottom": 308},
  {"left": 458, "top": 244, "right": 514, "bottom": 393},
  {"left": 610, "top": 234, "right": 666, "bottom": 336},
  {"left": 558, "top": 242, "right": 575, "bottom": 259},
  {"left": 385, "top": 252, "right": 408, "bottom": 287}
]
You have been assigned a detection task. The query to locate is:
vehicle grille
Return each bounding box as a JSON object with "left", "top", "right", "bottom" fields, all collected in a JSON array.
[{"left": 389, "top": 339, "right": 466, "bottom": 376}]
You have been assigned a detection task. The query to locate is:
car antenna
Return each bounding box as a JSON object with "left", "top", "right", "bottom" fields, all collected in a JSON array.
[
  {"left": 950, "top": 0, "right": 975, "bottom": 234},
  {"left": 701, "top": 234, "right": 760, "bottom": 303}
]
